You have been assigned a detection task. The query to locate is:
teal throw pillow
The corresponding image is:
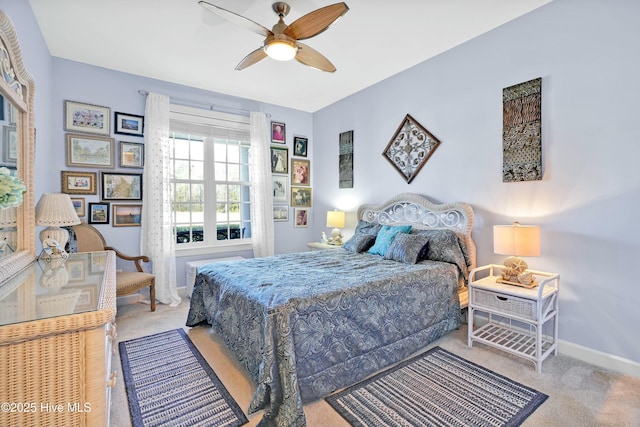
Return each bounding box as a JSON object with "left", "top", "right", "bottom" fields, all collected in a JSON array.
[{"left": 367, "top": 225, "right": 412, "bottom": 256}]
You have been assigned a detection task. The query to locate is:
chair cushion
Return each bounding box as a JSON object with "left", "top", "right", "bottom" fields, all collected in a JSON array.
[{"left": 116, "top": 271, "right": 154, "bottom": 296}]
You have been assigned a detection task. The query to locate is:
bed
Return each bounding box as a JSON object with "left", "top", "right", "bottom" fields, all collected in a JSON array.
[{"left": 186, "top": 193, "right": 476, "bottom": 426}]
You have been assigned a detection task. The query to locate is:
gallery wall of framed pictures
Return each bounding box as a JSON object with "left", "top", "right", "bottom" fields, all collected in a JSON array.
[
  {"left": 61, "top": 99, "right": 145, "bottom": 226},
  {"left": 270, "top": 119, "right": 313, "bottom": 225},
  {"left": 60, "top": 104, "right": 312, "bottom": 230}
]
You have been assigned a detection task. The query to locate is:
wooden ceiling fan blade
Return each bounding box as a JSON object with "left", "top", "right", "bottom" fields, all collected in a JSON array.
[
  {"left": 284, "top": 3, "right": 349, "bottom": 41},
  {"left": 198, "top": 1, "right": 272, "bottom": 37},
  {"left": 235, "top": 48, "right": 268, "bottom": 70},
  {"left": 295, "top": 42, "right": 336, "bottom": 72}
]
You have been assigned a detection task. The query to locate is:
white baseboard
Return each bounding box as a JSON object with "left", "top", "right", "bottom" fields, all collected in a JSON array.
[
  {"left": 177, "top": 285, "right": 188, "bottom": 298},
  {"left": 468, "top": 313, "right": 640, "bottom": 378},
  {"left": 558, "top": 339, "right": 640, "bottom": 379}
]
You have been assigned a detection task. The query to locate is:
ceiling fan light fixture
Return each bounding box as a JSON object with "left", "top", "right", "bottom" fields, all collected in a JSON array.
[{"left": 264, "top": 39, "right": 297, "bottom": 61}]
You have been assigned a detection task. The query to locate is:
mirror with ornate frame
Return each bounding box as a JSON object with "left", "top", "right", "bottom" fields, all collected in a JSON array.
[{"left": 0, "top": 11, "right": 36, "bottom": 282}]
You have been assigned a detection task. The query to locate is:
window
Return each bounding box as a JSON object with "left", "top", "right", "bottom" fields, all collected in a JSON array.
[{"left": 169, "top": 105, "right": 251, "bottom": 248}]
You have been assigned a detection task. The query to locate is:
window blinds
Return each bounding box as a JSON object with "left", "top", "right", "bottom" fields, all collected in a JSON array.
[{"left": 169, "top": 104, "right": 250, "bottom": 140}]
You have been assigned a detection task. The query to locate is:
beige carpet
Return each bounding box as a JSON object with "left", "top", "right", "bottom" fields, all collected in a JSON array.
[{"left": 111, "top": 300, "right": 640, "bottom": 427}]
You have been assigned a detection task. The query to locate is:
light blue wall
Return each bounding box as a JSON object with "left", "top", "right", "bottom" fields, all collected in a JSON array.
[{"left": 312, "top": 0, "right": 640, "bottom": 364}]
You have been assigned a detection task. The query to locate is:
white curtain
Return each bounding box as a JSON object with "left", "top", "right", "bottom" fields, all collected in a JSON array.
[
  {"left": 141, "top": 93, "right": 181, "bottom": 307},
  {"left": 249, "top": 112, "right": 274, "bottom": 257}
]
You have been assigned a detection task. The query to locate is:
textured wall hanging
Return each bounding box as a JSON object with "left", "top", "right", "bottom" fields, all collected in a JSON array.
[
  {"left": 339, "top": 130, "right": 353, "bottom": 188},
  {"left": 503, "top": 77, "right": 542, "bottom": 182},
  {"left": 383, "top": 114, "right": 441, "bottom": 183}
]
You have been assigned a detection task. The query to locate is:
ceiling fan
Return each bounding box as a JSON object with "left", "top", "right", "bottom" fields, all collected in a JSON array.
[{"left": 198, "top": 1, "right": 349, "bottom": 72}]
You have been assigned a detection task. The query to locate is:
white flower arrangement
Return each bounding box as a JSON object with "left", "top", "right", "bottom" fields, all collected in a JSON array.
[{"left": 0, "top": 166, "right": 26, "bottom": 209}]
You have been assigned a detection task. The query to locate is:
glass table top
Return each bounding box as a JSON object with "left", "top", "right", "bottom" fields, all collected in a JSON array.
[{"left": 0, "top": 251, "right": 109, "bottom": 326}]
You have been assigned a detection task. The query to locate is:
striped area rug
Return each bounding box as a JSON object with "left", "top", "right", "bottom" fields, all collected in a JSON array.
[
  {"left": 326, "top": 346, "right": 547, "bottom": 427},
  {"left": 119, "top": 329, "right": 248, "bottom": 427}
]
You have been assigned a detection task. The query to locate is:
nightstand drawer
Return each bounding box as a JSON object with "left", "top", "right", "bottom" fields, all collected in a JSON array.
[{"left": 472, "top": 288, "right": 551, "bottom": 321}]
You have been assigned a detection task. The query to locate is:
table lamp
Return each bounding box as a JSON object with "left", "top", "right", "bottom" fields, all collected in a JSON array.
[
  {"left": 493, "top": 222, "right": 540, "bottom": 287},
  {"left": 326, "top": 210, "right": 345, "bottom": 246},
  {"left": 35, "top": 193, "right": 81, "bottom": 260}
]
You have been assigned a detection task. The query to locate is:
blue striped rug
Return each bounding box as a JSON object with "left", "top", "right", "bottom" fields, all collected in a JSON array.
[
  {"left": 326, "top": 346, "right": 547, "bottom": 427},
  {"left": 119, "top": 329, "right": 248, "bottom": 427}
]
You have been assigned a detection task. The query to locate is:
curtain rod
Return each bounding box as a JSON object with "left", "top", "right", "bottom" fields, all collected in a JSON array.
[{"left": 137, "top": 89, "right": 270, "bottom": 118}]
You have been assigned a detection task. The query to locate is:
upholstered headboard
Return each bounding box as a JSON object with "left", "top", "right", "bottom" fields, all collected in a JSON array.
[{"left": 357, "top": 193, "right": 476, "bottom": 271}]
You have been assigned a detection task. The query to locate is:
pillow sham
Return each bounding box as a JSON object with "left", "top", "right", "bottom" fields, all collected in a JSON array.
[
  {"left": 367, "top": 225, "right": 412, "bottom": 256},
  {"left": 384, "top": 232, "right": 429, "bottom": 264},
  {"left": 342, "top": 233, "right": 376, "bottom": 253},
  {"left": 412, "top": 229, "right": 471, "bottom": 278}
]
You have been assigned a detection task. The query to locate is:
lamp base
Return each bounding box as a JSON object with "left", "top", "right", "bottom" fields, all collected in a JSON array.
[
  {"left": 499, "top": 256, "right": 537, "bottom": 288},
  {"left": 39, "top": 227, "right": 70, "bottom": 261},
  {"left": 328, "top": 228, "right": 343, "bottom": 246}
]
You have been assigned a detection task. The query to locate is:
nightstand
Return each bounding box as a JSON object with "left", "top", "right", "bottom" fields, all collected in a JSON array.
[
  {"left": 467, "top": 264, "right": 559, "bottom": 373},
  {"left": 307, "top": 242, "right": 342, "bottom": 251}
]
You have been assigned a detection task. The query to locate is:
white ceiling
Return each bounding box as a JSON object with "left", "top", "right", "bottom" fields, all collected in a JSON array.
[{"left": 28, "top": 0, "right": 551, "bottom": 113}]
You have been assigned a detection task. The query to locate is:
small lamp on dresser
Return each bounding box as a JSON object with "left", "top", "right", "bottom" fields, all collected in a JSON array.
[
  {"left": 493, "top": 221, "right": 540, "bottom": 287},
  {"left": 35, "top": 193, "right": 81, "bottom": 260},
  {"left": 326, "top": 210, "right": 345, "bottom": 246}
]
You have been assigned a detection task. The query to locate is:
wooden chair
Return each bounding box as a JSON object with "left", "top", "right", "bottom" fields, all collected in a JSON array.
[{"left": 72, "top": 223, "right": 156, "bottom": 311}]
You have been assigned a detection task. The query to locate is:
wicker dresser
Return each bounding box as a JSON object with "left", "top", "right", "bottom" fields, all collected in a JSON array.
[{"left": 0, "top": 251, "right": 117, "bottom": 427}]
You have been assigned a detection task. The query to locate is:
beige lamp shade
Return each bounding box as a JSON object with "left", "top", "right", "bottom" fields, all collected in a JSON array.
[
  {"left": 36, "top": 193, "right": 81, "bottom": 227},
  {"left": 326, "top": 210, "right": 345, "bottom": 228},
  {"left": 0, "top": 206, "right": 17, "bottom": 227},
  {"left": 493, "top": 222, "right": 540, "bottom": 257}
]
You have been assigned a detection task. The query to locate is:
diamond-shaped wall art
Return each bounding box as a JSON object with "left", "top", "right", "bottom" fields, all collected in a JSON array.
[{"left": 382, "top": 114, "right": 441, "bottom": 183}]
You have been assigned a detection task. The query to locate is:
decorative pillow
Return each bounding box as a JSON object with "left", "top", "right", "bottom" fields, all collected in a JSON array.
[
  {"left": 412, "top": 229, "right": 471, "bottom": 278},
  {"left": 367, "top": 225, "right": 412, "bottom": 256},
  {"left": 384, "top": 233, "right": 429, "bottom": 264},
  {"left": 342, "top": 233, "right": 376, "bottom": 253},
  {"left": 353, "top": 220, "right": 382, "bottom": 236}
]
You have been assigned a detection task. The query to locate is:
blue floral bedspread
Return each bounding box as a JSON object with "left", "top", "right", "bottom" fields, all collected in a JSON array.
[{"left": 186, "top": 249, "right": 461, "bottom": 426}]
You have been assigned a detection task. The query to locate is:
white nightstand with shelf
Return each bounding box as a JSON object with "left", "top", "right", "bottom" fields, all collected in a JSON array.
[
  {"left": 307, "top": 242, "right": 342, "bottom": 251},
  {"left": 467, "top": 264, "right": 559, "bottom": 373}
]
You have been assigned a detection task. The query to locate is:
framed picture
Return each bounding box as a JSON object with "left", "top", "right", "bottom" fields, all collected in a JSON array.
[
  {"left": 383, "top": 115, "right": 440, "bottom": 183},
  {"left": 88, "top": 202, "right": 110, "bottom": 224},
  {"left": 119, "top": 141, "right": 144, "bottom": 168},
  {"left": 272, "top": 175, "right": 289, "bottom": 203},
  {"left": 294, "top": 208, "right": 309, "bottom": 227},
  {"left": 271, "top": 121, "right": 285, "bottom": 143},
  {"left": 2, "top": 125, "right": 17, "bottom": 165},
  {"left": 291, "top": 187, "right": 312, "bottom": 207},
  {"left": 61, "top": 171, "right": 97, "bottom": 195},
  {"left": 270, "top": 146, "right": 288, "bottom": 174},
  {"left": 114, "top": 112, "right": 145, "bottom": 137},
  {"left": 64, "top": 100, "right": 111, "bottom": 136},
  {"left": 70, "top": 197, "right": 86, "bottom": 217},
  {"left": 113, "top": 204, "right": 142, "bottom": 227},
  {"left": 273, "top": 205, "right": 289, "bottom": 221},
  {"left": 101, "top": 172, "right": 142, "bottom": 201},
  {"left": 66, "top": 133, "right": 115, "bottom": 168},
  {"left": 293, "top": 136, "right": 308, "bottom": 157},
  {"left": 339, "top": 130, "right": 354, "bottom": 188},
  {"left": 291, "top": 158, "right": 310, "bottom": 186},
  {"left": 66, "top": 259, "right": 86, "bottom": 282}
]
